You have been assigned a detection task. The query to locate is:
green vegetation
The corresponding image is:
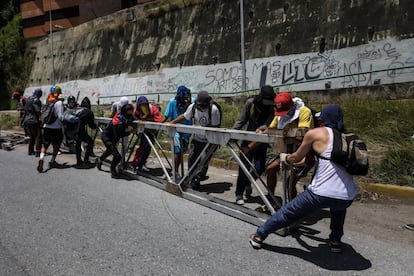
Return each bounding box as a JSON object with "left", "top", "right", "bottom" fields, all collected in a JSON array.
[
  {"left": 0, "top": 0, "right": 34, "bottom": 110},
  {"left": 374, "top": 146, "right": 414, "bottom": 186},
  {"left": 168, "top": 97, "right": 414, "bottom": 187},
  {"left": 0, "top": 112, "right": 19, "bottom": 130},
  {"left": 334, "top": 99, "right": 414, "bottom": 187}
]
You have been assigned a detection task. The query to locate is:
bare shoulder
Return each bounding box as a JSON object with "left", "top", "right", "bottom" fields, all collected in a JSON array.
[
  {"left": 305, "top": 127, "right": 327, "bottom": 139},
  {"left": 307, "top": 127, "right": 329, "bottom": 154}
]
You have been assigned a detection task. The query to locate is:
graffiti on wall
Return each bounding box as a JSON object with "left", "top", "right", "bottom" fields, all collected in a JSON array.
[{"left": 26, "top": 38, "right": 414, "bottom": 103}]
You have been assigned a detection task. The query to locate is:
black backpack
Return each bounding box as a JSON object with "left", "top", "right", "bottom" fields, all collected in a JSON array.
[
  {"left": 62, "top": 108, "right": 84, "bottom": 139},
  {"left": 319, "top": 129, "right": 369, "bottom": 175},
  {"left": 40, "top": 101, "right": 57, "bottom": 124},
  {"left": 192, "top": 100, "right": 222, "bottom": 127}
]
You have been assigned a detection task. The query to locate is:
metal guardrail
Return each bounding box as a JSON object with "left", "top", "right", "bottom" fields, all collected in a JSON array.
[{"left": 94, "top": 117, "right": 295, "bottom": 231}]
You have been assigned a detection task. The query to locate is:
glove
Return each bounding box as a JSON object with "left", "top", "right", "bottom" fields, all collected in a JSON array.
[
  {"left": 280, "top": 153, "right": 289, "bottom": 163},
  {"left": 280, "top": 153, "right": 293, "bottom": 169}
]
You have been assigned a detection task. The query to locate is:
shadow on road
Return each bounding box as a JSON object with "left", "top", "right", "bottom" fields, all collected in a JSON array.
[
  {"left": 198, "top": 182, "right": 232, "bottom": 193},
  {"left": 41, "top": 162, "right": 72, "bottom": 173},
  {"left": 262, "top": 228, "right": 372, "bottom": 271}
]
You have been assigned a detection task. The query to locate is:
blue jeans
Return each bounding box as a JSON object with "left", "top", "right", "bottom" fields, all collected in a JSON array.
[
  {"left": 256, "top": 189, "right": 353, "bottom": 242},
  {"left": 235, "top": 143, "right": 267, "bottom": 196}
]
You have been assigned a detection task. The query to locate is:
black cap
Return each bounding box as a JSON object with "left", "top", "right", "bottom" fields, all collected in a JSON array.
[
  {"left": 196, "top": 91, "right": 211, "bottom": 105},
  {"left": 259, "top": 85, "right": 276, "bottom": 106}
]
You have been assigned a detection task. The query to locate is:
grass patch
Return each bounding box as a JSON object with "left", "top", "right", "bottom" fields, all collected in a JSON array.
[
  {"left": 0, "top": 112, "right": 19, "bottom": 130},
  {"left": 373, "top": 146, "right": 414, "bottom": 187},
  {"left": 157, "top": 97, "right": 414, "bottom": 185}
]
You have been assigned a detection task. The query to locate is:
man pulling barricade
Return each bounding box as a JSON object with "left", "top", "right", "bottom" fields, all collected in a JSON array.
[{"left": 171, "top": 91, "right": 222, "bottom": 190}]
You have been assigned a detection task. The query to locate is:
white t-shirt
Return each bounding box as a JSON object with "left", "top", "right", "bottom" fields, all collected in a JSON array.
[
  {"left": 308, "top": 127, "right": 357, "bottom": 200},
  {"left": 183, "top": 103, "right": 221, "bottom": 142},
  {"left": 44, "top": 100, "right": 64, "bottom": 129}
]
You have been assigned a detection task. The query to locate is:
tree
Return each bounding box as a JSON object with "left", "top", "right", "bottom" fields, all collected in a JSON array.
[{"left": 0, "top": 0, "right": 33, "bottom": 110}]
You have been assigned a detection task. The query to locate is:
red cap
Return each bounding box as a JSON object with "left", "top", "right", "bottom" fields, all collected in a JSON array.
[{"left": 274, "top": 92, "right": 293, "bottom": 116}]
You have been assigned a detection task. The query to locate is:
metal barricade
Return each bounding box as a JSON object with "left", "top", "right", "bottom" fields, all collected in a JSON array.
[{"left": 94, "top": 118, "right": 300, "bottom": 231}]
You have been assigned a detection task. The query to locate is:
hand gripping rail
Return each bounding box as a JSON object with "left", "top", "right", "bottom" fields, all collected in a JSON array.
[{"left": 94, "top": 117, "right": 290, "bottom": 228}]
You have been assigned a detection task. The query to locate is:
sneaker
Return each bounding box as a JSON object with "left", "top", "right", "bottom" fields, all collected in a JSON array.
[
  {"left": 245, "top": 185, "right": 253, "bottom": 198},
  {"left": 236, "top": 195, "right": 245, "bottom": 205},
  {"left": 96, "top": 158, "right": 102, "bottom": 171},
  {"left": 49, "top": 161, "right": 62, "bottom": 168},
  {"left": 110, "top": 167, "right": 122, "bottom": 178},
  {"left": 174, "top": 174, "right": 182, "bottom": 182},
  {"left": 191, "top": 181, "right": 200, "bottom": 190},
  {"left": 405, "top": 224, "right": 414, "bottom": 231},
  {"left": 83, "top": 161, "right": 95, "bottom": 168},
  {"left": 249, "top": 234, "right": 263, "bottom": 249},
  {"left": 199, "top": 175, "right": 209, "bottom": 181},
  {"left": 37, "top": 159, "right": 43, "bottom": 173},
  {"left": 142, "top": 165, "right": 150, "bottom": 172},
  {"left": 330, "top": 241, "right": 342, "bottom": 253},
  {"left": 75, "top": 162, "right": 92, "bottom": 169},
  {"left": 111, "top": 172, "right": 122, "bottom": 179}
]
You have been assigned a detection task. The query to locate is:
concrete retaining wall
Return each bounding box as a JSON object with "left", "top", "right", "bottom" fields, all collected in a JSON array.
[{"left": 24, "top": 0, "right": 414, "bottom": 103}]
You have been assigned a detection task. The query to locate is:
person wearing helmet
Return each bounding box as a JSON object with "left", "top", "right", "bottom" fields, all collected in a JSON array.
[
  {"left": 130, "top": 96, "right": 163, "bottom": 172},
  {"left": 67, "top": 95, "right": 78, "bottom": 109},
  {"left": 97, "top": 103, "right": 135, "bottom": 178},
  {"left": 23, "top": 88, "right": 43, "bottom": 156},
  {"left": 163, "top": 85, "right": 194, "bottom": 177},
  {"left": 48, "top": 85, "right": 62, "bottom": 103},
  {"left": 37, "top": 85, "right": 64, "bottom": 173}
]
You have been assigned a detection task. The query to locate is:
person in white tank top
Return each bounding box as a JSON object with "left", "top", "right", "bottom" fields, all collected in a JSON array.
[{"left": 249, "top": 104, "right": 357, "bottom": 253}]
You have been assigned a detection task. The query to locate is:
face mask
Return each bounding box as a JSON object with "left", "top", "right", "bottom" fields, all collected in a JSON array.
[
  {"left": 140, "top": 104, "right": 149, "bottom": 118},
  {"left": 285, "top": 104, "right": 296, "bottom": 117},
  {"left": 196, "top": 103, "right": 208, "bottom": 112}
]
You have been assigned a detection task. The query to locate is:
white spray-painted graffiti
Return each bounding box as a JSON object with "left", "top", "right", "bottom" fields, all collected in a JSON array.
[{"left": 26, "top": 38, "right": 414, "bottom": 104}]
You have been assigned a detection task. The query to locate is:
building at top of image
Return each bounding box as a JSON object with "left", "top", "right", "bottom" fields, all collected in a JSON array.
[{"left": 20, "top": 0, "right": 156, "bottom": 39}]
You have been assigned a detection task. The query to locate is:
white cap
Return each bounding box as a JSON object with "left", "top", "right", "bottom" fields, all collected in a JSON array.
[{"left": 119, "top": 96, "right": 129, "bottom": 107}]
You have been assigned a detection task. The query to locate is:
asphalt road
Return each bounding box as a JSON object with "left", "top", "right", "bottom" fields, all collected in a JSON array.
[{"left": 0, "top": 149, "right": 413, "bottom": 276}]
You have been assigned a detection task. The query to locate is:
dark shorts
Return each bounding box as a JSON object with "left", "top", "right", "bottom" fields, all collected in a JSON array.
[{"left": 43, "top": 128, "right": 63, "bottom": 146}]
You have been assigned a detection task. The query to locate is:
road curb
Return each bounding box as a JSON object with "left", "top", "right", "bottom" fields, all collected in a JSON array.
[{"left": 360, "top": 183, "right": 414, "bottom": 199}]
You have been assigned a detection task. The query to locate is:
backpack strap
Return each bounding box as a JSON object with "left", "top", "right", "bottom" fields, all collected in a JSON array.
[
  {"left": 208, "top": 102, "right": 221, "bottom": 127},
  {"left": 316, "top": 154, "right": 330, "bottom": 161}
]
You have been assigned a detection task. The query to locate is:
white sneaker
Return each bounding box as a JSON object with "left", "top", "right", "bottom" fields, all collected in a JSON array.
[
  {"left": 236, "top": 195, "right": 245, "bottom": 205},
  {"left": 142, "top": 165, "right": 150, "bottom": 172}
]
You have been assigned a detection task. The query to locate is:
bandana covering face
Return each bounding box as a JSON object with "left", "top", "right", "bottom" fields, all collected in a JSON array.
[
  {"left": 320, "top": 104, "right": 345, "bottom": 132},
  {"left": 140, "top": 104, "right": 150, "bottom": 119},
  {"left": 277, "top": 97, "right": 305, "bottom": 129}
]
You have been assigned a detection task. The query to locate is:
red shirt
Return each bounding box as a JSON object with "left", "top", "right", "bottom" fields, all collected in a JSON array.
[{"left": 134, "top": 104, "right": 162, "bottom": 122}]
